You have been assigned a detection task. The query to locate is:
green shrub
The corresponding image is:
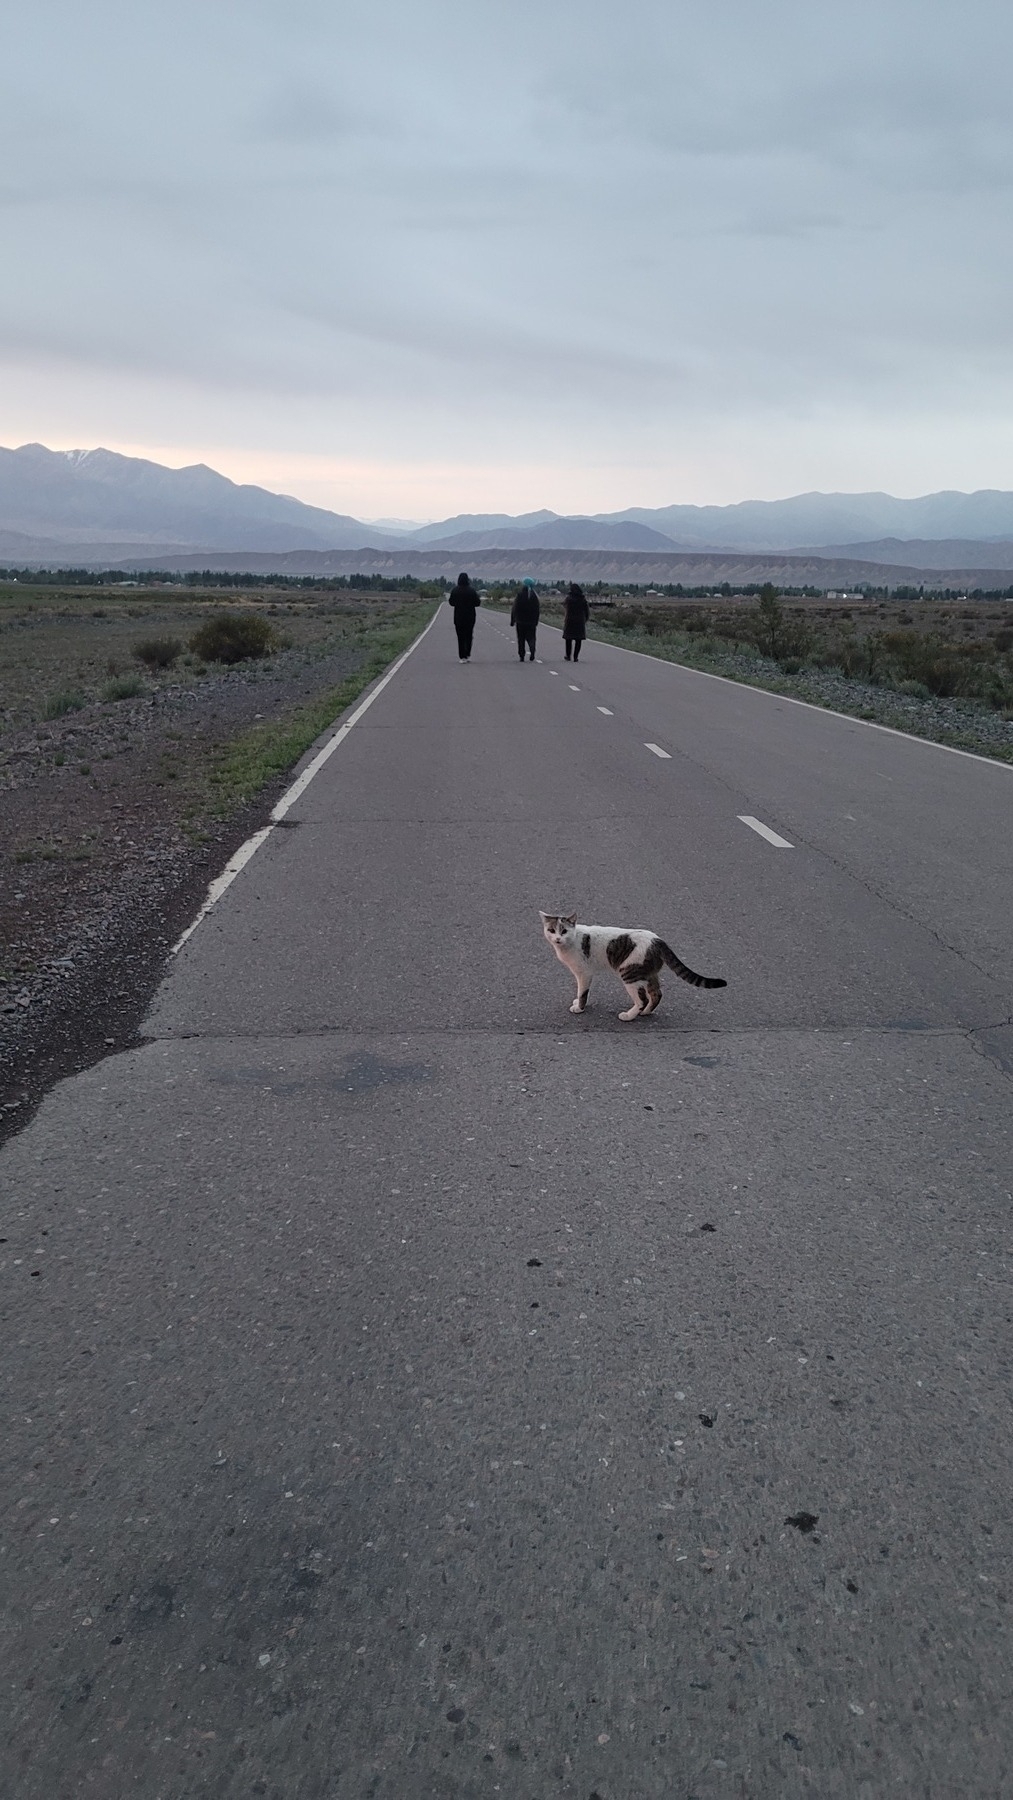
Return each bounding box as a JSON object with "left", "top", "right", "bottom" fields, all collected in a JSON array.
[
  {"left": 188, "top": 612, "right": 277, "bottom": 664},
  {"left": 102, "top": 674, "right": 146, "bottom": 701},
  {"left": 133, "top": 635, "right": 182, "bottom": 668},
  {"left": 43, "top": 690, "right": 86, "bottom": 718}
]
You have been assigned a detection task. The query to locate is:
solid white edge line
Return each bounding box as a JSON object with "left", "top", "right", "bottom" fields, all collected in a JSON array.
[
  {"left": 171, "top": 828, "right": 274, "bottom": 954},
  {"left": 738, "top": 814, "right": 794, "bottom": 849},
  {"left": 272, "top": 611, "right": 438, "bottom": 820},
  {"left": 592, "top": 631, "right": 1013, "bottom": 774},
  {"left": 169, "top": 607, "right": 440, "bottom": 955},
  {"left": 645, "top": 741, "right": 671, "bottom": 758}
]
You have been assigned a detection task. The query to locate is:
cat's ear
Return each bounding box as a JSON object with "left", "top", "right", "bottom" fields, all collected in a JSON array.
[
  {"left": 563, "top": 913, "right": 577, "bottom": 928},
  {"left": 539, "top": 911, "right": 555, "bottom": 924}
]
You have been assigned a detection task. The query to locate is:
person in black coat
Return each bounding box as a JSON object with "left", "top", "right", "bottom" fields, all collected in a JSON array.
[
  {"left": 511, "top": 580, "right": 540, "bottom": 661},
  {"left": 563, "top": 582, "right": 590, "bottom": 662},
  {"left": 448, "top": 571, "right": 480, "bottom": 660}
]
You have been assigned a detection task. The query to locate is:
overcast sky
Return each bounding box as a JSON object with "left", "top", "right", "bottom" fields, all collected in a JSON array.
[{"left": 4, "top": 0, "right": 1013, "bottom": 518}]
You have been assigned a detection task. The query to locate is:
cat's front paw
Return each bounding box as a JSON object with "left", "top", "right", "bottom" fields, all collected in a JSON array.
[{"left": 569, "top": 998, "right": 584, "bottom": 1013}]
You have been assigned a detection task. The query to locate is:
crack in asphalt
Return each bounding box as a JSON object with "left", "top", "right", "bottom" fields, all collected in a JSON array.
[{"left": 142, "top": 1022, "right": 1004, "bottom": 1043}]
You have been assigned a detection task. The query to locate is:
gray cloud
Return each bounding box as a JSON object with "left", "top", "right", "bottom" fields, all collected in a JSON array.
[{"left": 4, "top": 0, "right": 1013, "bottom": 506}]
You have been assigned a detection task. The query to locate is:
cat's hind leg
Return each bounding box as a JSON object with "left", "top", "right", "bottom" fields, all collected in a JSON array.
[
  {"left": 645, "top": 977, "right": 662, "bottom": 1014},
  {"left": 619, "top": 980, "right": 650, "bottom": 1021},
  {"left": 570, "top": 973, "right": 591, "bottom": 1014}
]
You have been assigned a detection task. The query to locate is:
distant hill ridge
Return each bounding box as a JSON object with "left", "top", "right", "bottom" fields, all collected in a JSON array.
[{"left": 5, "top": 442, "right": 1013, "bottom": 568}]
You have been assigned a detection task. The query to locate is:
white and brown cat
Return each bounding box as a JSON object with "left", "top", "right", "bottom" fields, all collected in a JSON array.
[{"left": 540, "top": 912, "right": 727, "bottom": 1019}]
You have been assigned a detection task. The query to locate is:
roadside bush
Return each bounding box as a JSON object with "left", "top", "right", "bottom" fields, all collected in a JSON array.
[
  {"left": 189, "top": 612, "right": 277, "bottom": 664},
  {"left": 43, "top": 690, "right": 86, "bottom": 719},
  {"left": 102, "top": 674, "right": 146, "bottom": 702},
  {"left": 134, "top": 635, "right": 182, "bottom": 669}
]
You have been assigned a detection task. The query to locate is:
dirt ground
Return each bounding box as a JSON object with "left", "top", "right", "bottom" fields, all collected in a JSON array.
[{"left": 0, "top": 586, "right": 422, "bottom": 1141}]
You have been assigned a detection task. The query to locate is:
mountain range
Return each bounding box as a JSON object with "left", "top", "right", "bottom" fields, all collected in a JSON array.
[{"left": 4, "top": 442, "right": 1013, "bottom": 575}]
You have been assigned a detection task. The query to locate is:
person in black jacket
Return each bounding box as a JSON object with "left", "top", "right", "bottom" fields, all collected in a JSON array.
[
  {"left": 511, "top": 580, "right": 540, "bottom": 661},
  {"left": 563, "top": 582, "right": 590, "bottom": 662},
  {"left": 448, "top": 571, "right": 480, "bottom": 660}
]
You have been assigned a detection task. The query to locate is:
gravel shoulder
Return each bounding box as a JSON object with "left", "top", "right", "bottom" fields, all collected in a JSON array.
[{"left": 0, "top": 591, "right": 432, "bottom": 1142}]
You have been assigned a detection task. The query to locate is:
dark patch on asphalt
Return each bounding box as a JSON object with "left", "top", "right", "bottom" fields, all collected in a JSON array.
[
  {"left": 131, "top": 1580, "right": 176, "bottom": 1628},
  {"left": 698, "top": 1413, "right": 715, "bottom": 1428},
  {"left": 62, "top": 1675, "right": 93, "bottom": 1709},
  {"left": 783, "top": 1732, "right": 802, "bottom": 1751},
  {"left": 785, "top": 1511, "right": 820, "bottom": 1534},
  {"left": 337, "top": 1052, "right": 433, "bottom": 1094},
  {"left": 684, "top": 1054, "right": 721, "bottom": 1067},
  {"left": 446, "top": 1707, "right": 465, "bottom": 1723},
  {"left": 700, "top": 1222, "right": 716, "bottom": 1232},
  {"left": 209, "top": 1051, "right": 433, "bottom": 1097},
  {"left": 527, "top": 1257, "right": 542, "bottom": 1266}
]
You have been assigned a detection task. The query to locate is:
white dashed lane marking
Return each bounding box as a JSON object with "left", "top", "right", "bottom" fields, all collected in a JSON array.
[
  {"left": 597, "top": 707, "right": 613, "bottom": 716},
  {"left": 569, "top": 684, "right": 581, "bottom": 691},
  {"left": 738, "top": 815, "right": 794, "bottom": 849},
  {"left": 645, "top": 742, "right": 671, "bottom": 759}
]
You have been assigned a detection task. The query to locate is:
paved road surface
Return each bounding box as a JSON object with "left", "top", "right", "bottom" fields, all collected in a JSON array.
[{"left": 3, "top": 608, "right": 1012, "bottom": 1798}]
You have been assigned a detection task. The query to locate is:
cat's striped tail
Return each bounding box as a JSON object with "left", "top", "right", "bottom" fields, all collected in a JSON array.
[{"left": 657, "top": 940, "right": 727, "bottom": 989}]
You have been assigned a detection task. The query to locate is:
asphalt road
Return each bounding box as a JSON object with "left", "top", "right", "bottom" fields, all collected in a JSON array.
[{"left": 3, "top": 606, "right": 1012, "bottom": 1799}]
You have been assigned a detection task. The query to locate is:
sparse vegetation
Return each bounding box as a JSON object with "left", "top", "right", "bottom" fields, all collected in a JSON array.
[
  {"left": 101, "top": 674, "right": 146, "bottom": 701},
  {"left": 133, "top": 635, "right": 182, "bottom": 669},
  {"left": 43, "top": 690, "right": 86, "bottom": 719},
  {"left": 188, "top": 612, "right": 277, "bottom": 664},
  {"left": 583, "top": 595, "right": 1013, "bottom": 715}
]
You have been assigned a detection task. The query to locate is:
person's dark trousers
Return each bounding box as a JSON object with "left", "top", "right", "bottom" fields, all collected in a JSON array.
[
  {"left": 516, "top": 624, "right": 536, "bottom": 660},
  {"left": 564, "top": 635, "right": 581, "bottom": 662},
  {"left": 455, "top": 619, "right": 474, "bottom": 659}
]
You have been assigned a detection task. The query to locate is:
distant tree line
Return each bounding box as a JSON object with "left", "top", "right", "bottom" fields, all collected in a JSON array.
[
  {"left": 0, "top": 567, "right": 450, "bottom": 595},
  {"left": 2, "top": 566, "right": 1013, "bottom": 602}
]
